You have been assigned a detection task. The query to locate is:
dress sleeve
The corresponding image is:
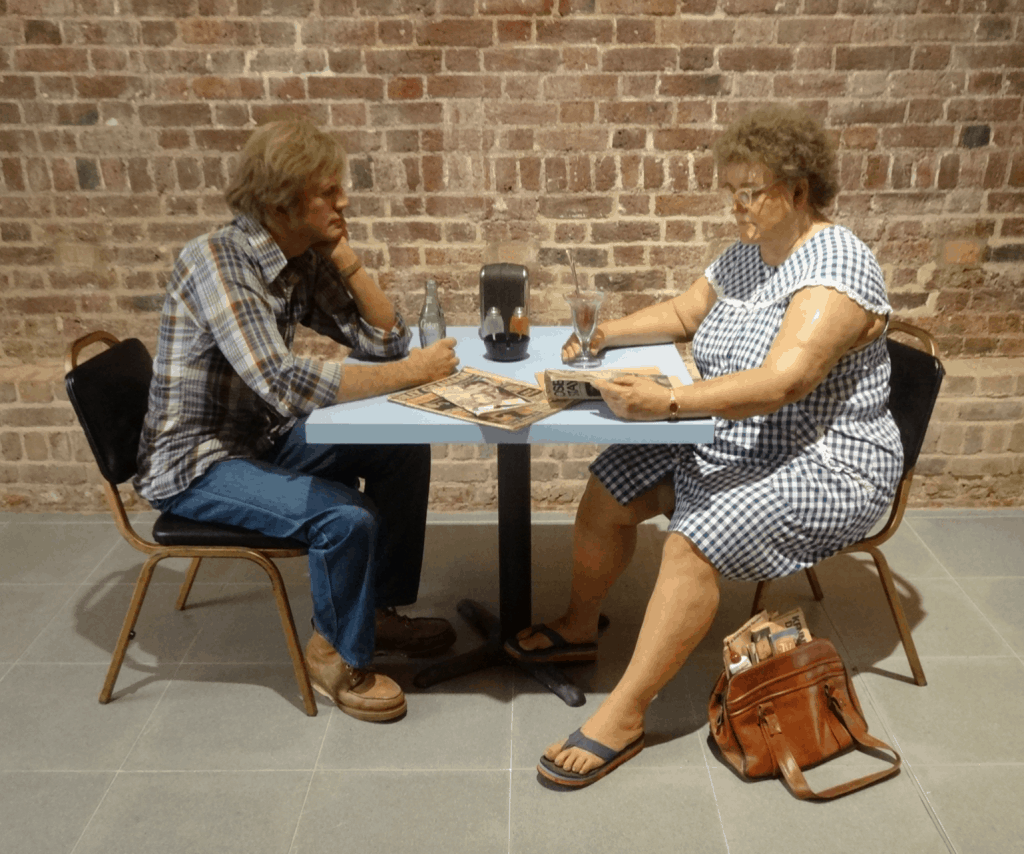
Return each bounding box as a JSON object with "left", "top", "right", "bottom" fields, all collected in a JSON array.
[
  {"left": 704, "top": 242, "right": 739, "bottom": 299},
  {"left": 791, "top": 227, "right": 892, "bottom": 315},
  {"left": 181, "top": 235, "right": 343, "bottom": 419}
]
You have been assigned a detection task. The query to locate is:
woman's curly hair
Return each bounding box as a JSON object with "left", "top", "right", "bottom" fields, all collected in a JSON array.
[
  {"left": 225, "top": 117, "right": 347, "bottom": 223},
  {"left": 713, "top": 106, "right": 839, "bottom": 212}
]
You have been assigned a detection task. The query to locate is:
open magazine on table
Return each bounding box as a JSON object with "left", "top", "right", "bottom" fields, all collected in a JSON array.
[{"left": 387, "top": 367, "right": 573, "bottom": 432}]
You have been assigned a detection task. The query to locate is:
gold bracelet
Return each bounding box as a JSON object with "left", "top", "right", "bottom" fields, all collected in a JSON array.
[
  {"left": 667, "top": 387, "right": 679, "bottom": 421},
  {"left": 339, "top": 260, "right": 363, "bottom": 279}
]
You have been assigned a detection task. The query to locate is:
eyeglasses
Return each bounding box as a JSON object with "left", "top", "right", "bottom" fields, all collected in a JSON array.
[{"left": 722, "top": 178, "right": 785, "bottom": 209}]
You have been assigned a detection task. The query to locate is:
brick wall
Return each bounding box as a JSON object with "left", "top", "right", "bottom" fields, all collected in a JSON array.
[{"left": 1, "top": 1, "right": 1022, "bottom": 513}]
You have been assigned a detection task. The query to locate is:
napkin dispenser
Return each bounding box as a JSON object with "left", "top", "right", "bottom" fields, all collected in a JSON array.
[{"left": 479, "top": 263, "right": 529, "bottom": 337}]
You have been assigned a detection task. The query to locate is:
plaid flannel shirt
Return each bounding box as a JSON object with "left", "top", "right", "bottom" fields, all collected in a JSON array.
[{"left": 134, "top": 215, "right": 411, "bottom": 502}]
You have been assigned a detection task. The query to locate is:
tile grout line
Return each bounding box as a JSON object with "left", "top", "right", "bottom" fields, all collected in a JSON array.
[
  {"left": 116, "top": 622, "right": 199, "bottom": 772},
  {"left": 66, "top": 619, "right": 186, "bottom": 854},
  {"left": 80, "top": 531, "right": 134, "bottom": 587},
  {"left": 904, "top": 517, "right": 1024, "bottom": 672},
  {"left": 840, "top": 518, "right": 964, "bottom": 854},
  {"left": 691, "top": 678, "right": 732, "bottom": 854},
  {"left": 903, "top": 766, "right": 960, "bottom": 854},
  {"left": 507, "top": 691, "right": 514, "bottom": 854},
  {"left": 286, "top": 703, "right": 332, "bottom": 854},
  {"left": 826, "top": 658, "right": 960, "bottom": 854},
  {"left": 12, "top": 534, "right": 126, "bottom": 668},
  {"left": 66, "top": 771, "right": 120, "bottom": 854},
  {"left": 901, "top": 518, "right": 1024, "bottom": 847},
  {"left": 813, "top": 559, "right": 955, "bottom": 850}
]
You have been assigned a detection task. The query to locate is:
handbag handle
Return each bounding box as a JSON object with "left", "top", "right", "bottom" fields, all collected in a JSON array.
[{"left": 758, "top": 682, "right": 901, "bottom": 800}]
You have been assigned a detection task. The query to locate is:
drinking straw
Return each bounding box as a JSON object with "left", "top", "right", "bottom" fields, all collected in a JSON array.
[{"left": 566, "top": 247, "right": 581, "bottom": 295}]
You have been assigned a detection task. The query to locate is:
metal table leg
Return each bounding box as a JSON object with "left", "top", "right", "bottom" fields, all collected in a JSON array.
[{"left": 413, "top": 443, "right": 586, "bottom": 707}]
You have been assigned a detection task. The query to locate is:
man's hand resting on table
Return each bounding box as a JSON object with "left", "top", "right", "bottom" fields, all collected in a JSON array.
[{"left": 407, "top": 338, "right": 459, "bottom": 385}]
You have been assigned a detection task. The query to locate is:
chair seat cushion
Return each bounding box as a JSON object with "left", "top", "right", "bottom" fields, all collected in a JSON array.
[{"left": 152, "top": 512, "right": 307, "bottom": 551}]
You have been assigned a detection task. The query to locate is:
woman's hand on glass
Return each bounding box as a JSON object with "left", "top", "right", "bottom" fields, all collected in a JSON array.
[
  {"left": 561, "top": 326, "right": 606, "bottom": 363},
  {"left": 592, "top": 376, "right": 674, "bottom": 421}
]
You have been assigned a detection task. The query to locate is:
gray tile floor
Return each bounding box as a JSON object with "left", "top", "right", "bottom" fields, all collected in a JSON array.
[{"left": 1, "top": 507, "right": 1022, "bottom": 854}]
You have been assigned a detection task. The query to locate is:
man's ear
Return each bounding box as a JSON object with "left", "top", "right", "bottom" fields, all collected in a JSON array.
[{"left": 266, "top": 201, "right": 297, "bottom": 229}]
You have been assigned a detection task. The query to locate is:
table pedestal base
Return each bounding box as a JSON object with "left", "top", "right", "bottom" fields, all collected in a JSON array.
[
  {"left": 412, "top": 598, "right": 586, "bottom": 707},
  {"left": 412, "top": 444, "right": 587, "bottom": 707}
]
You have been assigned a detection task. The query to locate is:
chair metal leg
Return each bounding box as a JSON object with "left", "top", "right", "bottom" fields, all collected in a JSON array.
[
  {"left": 99, "top": 552, "right": 161, "bottom": 704},
  {"left": 864, "top": 544, "right": 927, "bottom": 686},
  {"left": 751, "top": 580, "right": 768, "bottom": 616},
  {"left": 175, "top": 556, "right": 203, "bottom": 611},
  {"left": 752, "top": 565, "right": 825, "bottom": 618},
  {"left": 804, "top": 566, "right": 825, "bottom": 601},
  {"left": 247, "top": 552, "right": 318, "bottom": 716},
  {"left": 751, "top": 549, "right": 925, "bottom": 687}
]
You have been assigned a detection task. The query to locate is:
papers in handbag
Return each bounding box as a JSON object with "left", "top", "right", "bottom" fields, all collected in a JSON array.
[{"left": 722, "top": 607, "right": 812, "bottom": 675}]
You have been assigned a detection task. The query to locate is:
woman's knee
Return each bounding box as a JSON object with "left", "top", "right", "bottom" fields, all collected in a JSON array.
[
  {"left": 661, "top": 534, "right": 721, "bottom": 609},
  {"left": 577, "top": 474, "right": 666, "bottom": 529}
]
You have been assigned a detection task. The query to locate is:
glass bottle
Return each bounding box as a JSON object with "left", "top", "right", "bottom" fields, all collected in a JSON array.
[
  {"left": 509, "top": 306, "right": 529, "bottom": 339},
  {"left": 482, "top": 306, "right": 504, "bottom": 339},
  {"left": 418, "top": 279, "right": 446, "bottom": 348}
]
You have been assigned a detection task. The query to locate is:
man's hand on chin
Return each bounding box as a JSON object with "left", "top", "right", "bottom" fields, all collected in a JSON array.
[
  {"left": 312, "top": 217, "right": 352, "bottom": 263},
  {"left": 311, "top": 236, "right": 346, "bottom": 262}
]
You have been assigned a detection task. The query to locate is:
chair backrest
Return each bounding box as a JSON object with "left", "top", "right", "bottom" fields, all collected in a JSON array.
[
  {"left": 65, "top": 336, "right": 154, "bottom": 486},
  {"left": 885, "top": 333, "right": 945, "bottom": 477}
]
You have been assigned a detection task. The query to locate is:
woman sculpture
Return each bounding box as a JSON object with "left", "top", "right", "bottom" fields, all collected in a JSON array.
[{"left": 508, "top": 106, "right": 903, "bottom": 788}]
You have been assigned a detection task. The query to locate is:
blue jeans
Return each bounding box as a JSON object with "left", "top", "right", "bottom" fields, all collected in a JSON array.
[{"left": 152, "top": 417, "right": 430, "bottom": 668}]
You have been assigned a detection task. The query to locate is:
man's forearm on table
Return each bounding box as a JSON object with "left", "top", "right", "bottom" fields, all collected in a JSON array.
[{"left": 333, "top": 358, "right": 416, "bottom": 404}]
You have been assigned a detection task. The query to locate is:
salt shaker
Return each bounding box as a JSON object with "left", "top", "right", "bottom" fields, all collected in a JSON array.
[{"left": 482, "top": 306, "right": 504, "bottom": 339}]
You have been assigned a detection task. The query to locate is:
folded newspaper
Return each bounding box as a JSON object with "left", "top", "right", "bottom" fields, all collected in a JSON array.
[
  {"left": 435, "top": 380, "right": 530, "bottom": 416},
  {"left": 541, "top": 368, "right": 678, "bottom": 401},
  {"left": 388, "top": 367, "right": 573, "bottom": 432}
]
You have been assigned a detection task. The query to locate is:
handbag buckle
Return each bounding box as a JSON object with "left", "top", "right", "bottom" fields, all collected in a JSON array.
[{"left": 757, "top": 703, "right": 782, "bottom": 735}]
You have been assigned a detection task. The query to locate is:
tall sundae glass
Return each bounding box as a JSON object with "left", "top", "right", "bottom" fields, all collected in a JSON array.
[{"left": 564, "top": 291, "right": 605, "bottom": 369}]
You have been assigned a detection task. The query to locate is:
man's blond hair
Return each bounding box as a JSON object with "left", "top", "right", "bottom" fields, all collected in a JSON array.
[{"left": 225, "top": 118, "right": 347, "bottom": 223}]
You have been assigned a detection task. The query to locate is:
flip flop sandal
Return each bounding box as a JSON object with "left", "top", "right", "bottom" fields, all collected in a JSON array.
[
  {"left": 504, "top": 614, "right": 611, "bottom": 664},
  {"left": 537, "top": 729, "right": 645, "bottom": 788},
  {"left": 504, "top": 622, "right": 601, "bottom": 663}
]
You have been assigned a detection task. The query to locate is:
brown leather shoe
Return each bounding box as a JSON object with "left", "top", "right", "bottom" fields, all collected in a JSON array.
[
  {"left": 304, "top": 630, "right": 406, "bottom": 722},
  {"left": 375, "top": 607, "right": 457, "bottom": 658}
]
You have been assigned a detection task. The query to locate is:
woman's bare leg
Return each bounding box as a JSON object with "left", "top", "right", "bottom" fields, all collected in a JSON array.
[
  {"left": 544, "top": 533, "right": 720, "bottom": 775},
  {"left": 514, "top": 474, "right": 673, "bottom": 651}
]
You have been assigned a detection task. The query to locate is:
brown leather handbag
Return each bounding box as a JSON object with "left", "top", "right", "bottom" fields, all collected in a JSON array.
[{"left": 708, "top": 637, "right": 901, "bottom": 800}]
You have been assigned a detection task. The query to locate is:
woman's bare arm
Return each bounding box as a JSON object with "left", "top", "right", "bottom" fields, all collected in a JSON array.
[
  {"left": 563, "top": 276, "right": 718, "bottom": 361},
  {"left": 595, "top": 286, "right": 884, "bottom": 422}
]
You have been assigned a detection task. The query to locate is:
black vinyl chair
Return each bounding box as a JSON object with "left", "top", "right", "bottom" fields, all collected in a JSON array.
[
  {"left": 750, "top": 319, "right": 945, "bottom": 687},
  {"left": 65, "top": 330, "right": 318, "bottom": 714}
]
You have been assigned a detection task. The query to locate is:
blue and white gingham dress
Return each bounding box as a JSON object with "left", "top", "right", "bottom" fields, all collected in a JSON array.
[{"left": 591, "top": 226, "right": 904, "bottom": 581}]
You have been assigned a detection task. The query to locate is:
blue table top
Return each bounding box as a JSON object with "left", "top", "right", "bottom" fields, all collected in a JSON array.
[{"left": 306, "top": 326, "right": 715, "bottom": 446}]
